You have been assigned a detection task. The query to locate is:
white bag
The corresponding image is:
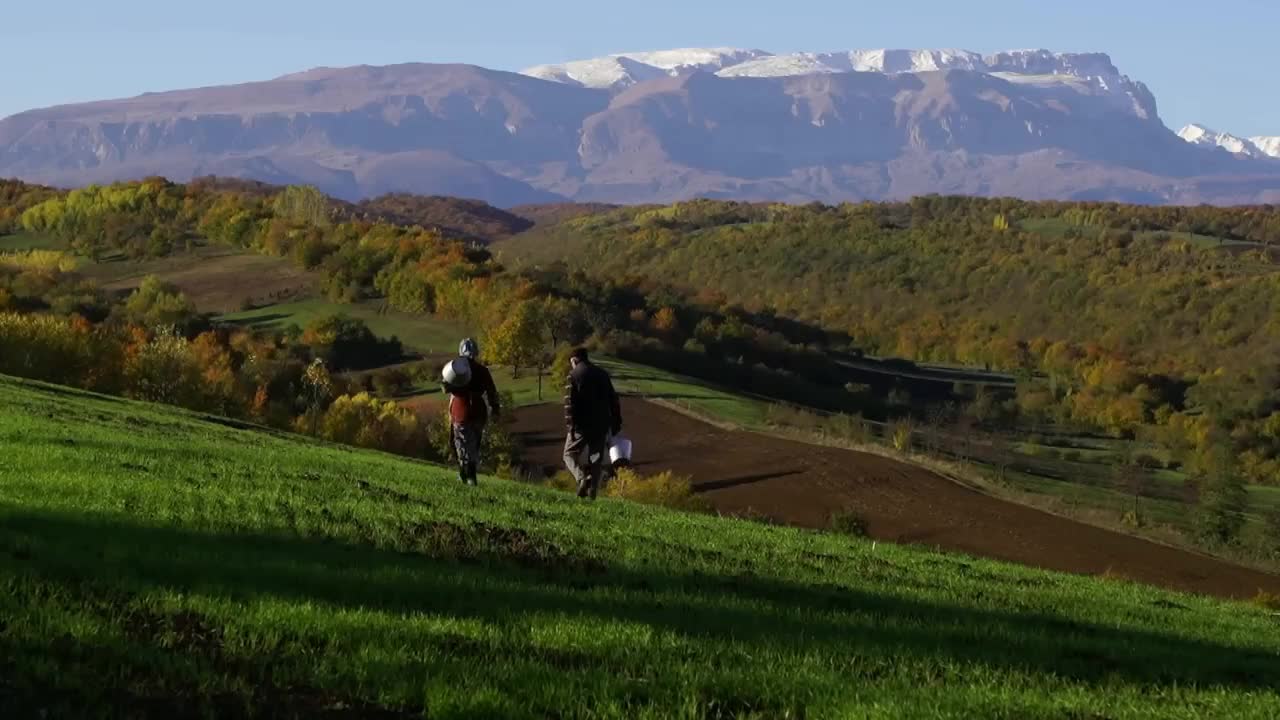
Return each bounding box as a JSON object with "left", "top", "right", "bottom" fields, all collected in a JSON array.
[{"left": 609, "top": 435, "right": 633, "bottom": 465}]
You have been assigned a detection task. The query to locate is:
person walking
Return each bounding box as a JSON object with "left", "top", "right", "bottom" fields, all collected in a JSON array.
[
  {"left": 562, "top": 348, "right": 622, "bottom": 500},
  {"left": 443, "top": 338, "right": 501, "bottom": 486}
]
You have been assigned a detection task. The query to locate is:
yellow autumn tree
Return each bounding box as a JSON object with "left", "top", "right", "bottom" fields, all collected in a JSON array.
[{"left": 486, "top": 300, "right": 545, "bottom": 378}]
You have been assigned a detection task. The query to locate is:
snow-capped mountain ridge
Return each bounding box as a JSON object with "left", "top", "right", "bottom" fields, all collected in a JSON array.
[
  {"left": 1177, "top": 124, "right": 1280, "bottom": 159},
  {"left": 522, "top": 48, "right": 1130, "bottom": 85},
  {"left": 521, "top": 47, "right": 770, "bottom": 89},
  {"left": 522, "top": 47, "right": 1157, "bottom": 120},
  {"left": 1248, "top": 136, "right": 1280, "bottom": 159}
]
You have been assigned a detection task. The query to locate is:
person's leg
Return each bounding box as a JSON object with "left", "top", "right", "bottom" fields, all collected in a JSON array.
[
  {"left": 586, "top": 434, "right": 607, "bottom": 500},
  {"left": 464, "top": 425, "right": 482, "bottom": 486},
  {"left": 563, "top": 432, "right": 590, "bottom": 497},
  {"left": 467, "top": 426, "right": 485, "bottom": 484},
  {"left": 453, "top": 423, "right": 481, "bottom": 486},
  {"left": 451, "top": 423, "right": 468, "bottom": 483}
]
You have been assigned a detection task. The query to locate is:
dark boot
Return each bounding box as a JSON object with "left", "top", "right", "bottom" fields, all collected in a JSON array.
[{"left": 465, "top": 463, "right": 478, "bottom": 487}]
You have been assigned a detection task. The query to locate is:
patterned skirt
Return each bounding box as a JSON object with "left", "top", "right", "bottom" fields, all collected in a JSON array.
[{"left": 452, "top": 423, "right": 483, "bottom": 467}]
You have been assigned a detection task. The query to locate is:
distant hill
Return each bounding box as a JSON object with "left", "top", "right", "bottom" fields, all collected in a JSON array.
[
  {"left": 356, "top": 193, "right": 533, "bottom": 241},
  {"left": 5, "top": 49, "right": 1280, "bottom": 205},
  {"left": 500, "top": 197, "right": 1280, "bottom": 398},
  {"left": 510, "top": 202, "right": 620, "bottom": 228}
]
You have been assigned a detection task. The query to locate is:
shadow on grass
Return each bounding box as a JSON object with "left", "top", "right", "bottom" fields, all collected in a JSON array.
[
  {"left": 2, "top": 506, "right": 1278, "bottom": 698},
  {"left": 630, "top": 393, "right": 723, "bottom": 402},
  {"left": 219, "top": 312, "right": 292, "bottom": 327}
]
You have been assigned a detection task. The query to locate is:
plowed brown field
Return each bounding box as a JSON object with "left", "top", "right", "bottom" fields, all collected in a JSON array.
[{"left": 512, "top": 399, "right": 1280, "bottom": 600}]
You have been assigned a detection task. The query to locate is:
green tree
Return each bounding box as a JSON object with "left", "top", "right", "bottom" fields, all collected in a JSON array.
[
  {"left": 273, "top": 185, "right": 329, "bottom": 227},
  {"left": 1112, "top": 454, "right": 1148, "bottom": 526},
  {"left": 122, "top": 276, "right": 198, "bottom": 330},
  {"left": 1193, "top": 447, "right": 1248, "bottom": 545},
  {"left": 123, "top": 330, "right": 205, "bottom": 408},
  {"left": 487, "top": 300, "right": 546, "bottom": 384}
]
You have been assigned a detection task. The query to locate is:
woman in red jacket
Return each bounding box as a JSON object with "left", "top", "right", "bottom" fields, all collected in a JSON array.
[{"left": 442, "top": 338, "right": 501, "bottom": 486}]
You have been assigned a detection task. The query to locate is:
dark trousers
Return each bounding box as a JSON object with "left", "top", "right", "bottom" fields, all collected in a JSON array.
[
  {"left": 452, "top": 423, "right": 484, "bottom": 479},
  {"left": 564, "top": 431, "right": 607, "bottom": 499}
]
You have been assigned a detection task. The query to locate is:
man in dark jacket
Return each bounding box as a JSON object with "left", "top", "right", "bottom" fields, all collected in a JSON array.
[
  {"left": 562, "top": 348, "right": 622, "bottom": 499},
  {"left": 444, "top": 338, "right": 501, "bottom": 486}
]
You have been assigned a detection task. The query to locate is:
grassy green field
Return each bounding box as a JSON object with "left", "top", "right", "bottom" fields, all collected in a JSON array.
[
  {"left": 221, "top": 298, "right": 467, "bottom": 355},
  {"left": 2, "top": 375, "right": 1280, "bottom": 718},
  {"left": 600, "top": 359, "right": 770, "bottom": 428},
  {"left": 0, "top": 231, "right": 64, "bottom": 252}
]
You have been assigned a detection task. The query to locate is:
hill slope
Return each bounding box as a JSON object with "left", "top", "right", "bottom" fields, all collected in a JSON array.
[
  {"left": 512, "top": 400, "right": 1280, "bottom": 600},
  {"left": 2, "top": 375, "right": 1280, "bottom": 718}
]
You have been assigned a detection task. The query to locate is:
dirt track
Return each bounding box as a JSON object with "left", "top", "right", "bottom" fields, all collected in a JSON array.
[{"left": 512, "top": 399, "right": 1280, "bottom": 600}]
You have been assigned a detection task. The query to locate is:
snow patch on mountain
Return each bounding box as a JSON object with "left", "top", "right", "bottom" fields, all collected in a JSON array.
[
  {"left": 521, "top": 47, "right": 769, "bottom": 89},
  {"left": 718, "top": 48, "right": 990, "bottom": 77},
  {"left": 526, "top": 47, "right": 1128, "bottom": 87},
  {"left": 717, "top": 53, "right": 844, "bottom": 78},
  {"left": 522, "top": 47, "right": 1158, "bottom": 119},
  {"left": 1177, "top": 124, "right": 1269, "bottom": 158},
  {"left": 1249, "top": 136, "right": 1280, "bottom": 159}
]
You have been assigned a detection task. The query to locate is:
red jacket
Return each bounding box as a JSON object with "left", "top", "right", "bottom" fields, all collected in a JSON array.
[{"left": 447, "top": 361, "right": 500, "bottom": 426}]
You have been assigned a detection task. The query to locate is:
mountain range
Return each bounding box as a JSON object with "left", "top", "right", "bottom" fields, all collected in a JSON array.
[
  {"left": 3, "top": 47, "right": 1279, "bottom": 206},
  {"left": 1176, "top": 123, "right": 1280, "bottom": 160}
]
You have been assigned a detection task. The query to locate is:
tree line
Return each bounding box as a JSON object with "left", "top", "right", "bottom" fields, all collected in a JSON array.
[{"left": 509, "top": 197, "right": 1280, "bottom": 492}]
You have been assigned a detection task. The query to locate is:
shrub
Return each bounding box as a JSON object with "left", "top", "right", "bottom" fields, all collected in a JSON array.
[
  {"left": 605, "top": 468, "right": 707, "bottom": 511},
  {"left": 124, "top": 331, "right": 209, "bottom": 408},
  {"left": 1262, "top": 508, "right": 1280, "bottom": 556},
  {"left": 0, "top": 312, "right": 96, "bottom": 386},
  {"left": 122, "top": 276, "right": 200, "bottom": 332},
  {"left": 313, "top": 392, "right": 433, "bottom": 460},
  {"left": 543, "top": 471, "right": 579, "bottom": 494},
  {"left": 889, "top": 419, "right": 915, "bottom": 453},
  {"left": 302, "top": 314, "right": 402, "bottom": 370},
  {"left": 766, "top": 404, "right": 821, "bottom": 430},
  {"left": 829, "top": 510, "right": 869, "bottom": 537},
  {"left": 0, "top": 249, "right": 77, "bottom": 273},
  {"left": 549, "top": 345, "right": 574, "bottom": 386},
  {"left": 1120, "top": 510, "right": 1145, "bottom": 529},
  {"left": 825, "top": 413, "right": 870, "bottom": 444},
  {"left": 1193, "top": 474, "right": 1248, "bottom": 546},
  {"left": 1133, "top": 453, "right": 1163, "bottom": 469},
  {"left": 410, "top": 361, "right": 440, "bottom": 385},
  {"left": 372, "top": 367, "right": 412, "bottom": 398},
  {"left": 1252, "top": 591, "right": 1280, "bottom": 611}
]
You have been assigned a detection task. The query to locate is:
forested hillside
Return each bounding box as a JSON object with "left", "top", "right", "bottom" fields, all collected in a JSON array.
[
  {"left": 6, "top": 178, "right": 1280, "bottom": 561},
  {"left": 504, "top": 198, "right": 1280, "bottom": 485},
  {"left": 355, "top": 193, "right": 534, "bottom": 241},
  {"left": 0, "top": 179, "right": 862, "bottom": 458}
]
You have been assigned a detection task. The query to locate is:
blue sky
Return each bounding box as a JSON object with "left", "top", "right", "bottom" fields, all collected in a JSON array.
[{"left": 4, "top": 0, "right": 1275, "bottom": 135}]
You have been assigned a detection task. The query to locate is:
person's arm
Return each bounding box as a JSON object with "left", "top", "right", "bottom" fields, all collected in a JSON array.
[
  {"left": 563, "top": 373, "right": 578, "bottom": 434},
  {"left": 482, "top": 366, "right": 501, "bottom": 418}
]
